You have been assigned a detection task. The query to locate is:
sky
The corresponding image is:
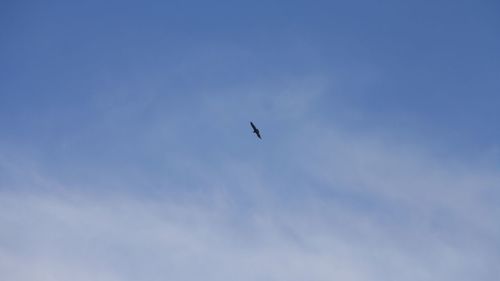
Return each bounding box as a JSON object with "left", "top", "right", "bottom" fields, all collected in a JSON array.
[{"left": 1, "top": 0, "right": 500, "bottom": 280}]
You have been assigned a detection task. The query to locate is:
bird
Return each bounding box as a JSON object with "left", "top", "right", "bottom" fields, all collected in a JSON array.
[{"left": 250, "top": 122, "right": 261, "bottom": 139}]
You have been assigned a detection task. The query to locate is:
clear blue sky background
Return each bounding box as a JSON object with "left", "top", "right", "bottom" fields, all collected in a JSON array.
[{"left": 1, "top": 1, "right": 499, "bottom": 280}]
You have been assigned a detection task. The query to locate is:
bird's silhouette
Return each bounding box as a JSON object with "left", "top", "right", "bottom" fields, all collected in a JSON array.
[{"left": 250, "top": 122, "right": 261, "bottom": 139}]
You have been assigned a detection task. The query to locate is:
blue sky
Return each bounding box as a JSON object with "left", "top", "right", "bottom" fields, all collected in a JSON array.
[{"left": 1, "top": 0, "right": 500, "bottom": 280}]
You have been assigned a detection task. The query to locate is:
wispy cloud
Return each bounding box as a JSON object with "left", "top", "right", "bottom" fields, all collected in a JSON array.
[{"left": 1, "top": 100, "right": 499, "bottom": 280}]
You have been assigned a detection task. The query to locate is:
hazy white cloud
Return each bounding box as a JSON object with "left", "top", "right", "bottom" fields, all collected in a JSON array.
[{"left": 1, "top": 115, "right": 499, "bottom": 280}]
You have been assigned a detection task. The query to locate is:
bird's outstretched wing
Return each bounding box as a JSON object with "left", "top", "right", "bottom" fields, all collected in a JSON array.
[{"left": 250, "top": 122, "right": 257, "bottom": 131}]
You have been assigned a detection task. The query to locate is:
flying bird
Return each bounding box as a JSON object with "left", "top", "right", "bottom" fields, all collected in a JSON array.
[{"left": 250, "top": 122, "right": 261, "bottom": 139}]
